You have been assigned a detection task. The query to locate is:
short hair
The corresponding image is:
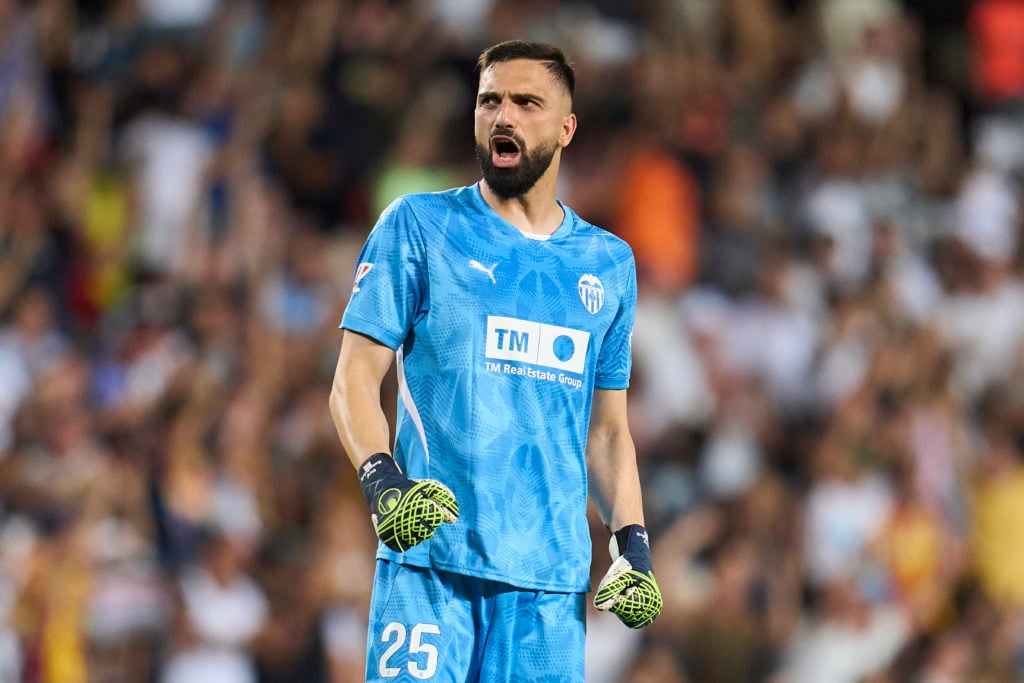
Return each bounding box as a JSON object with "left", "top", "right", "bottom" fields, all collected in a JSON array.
[{"left": 477, "top": 40, "right": 575, "bottom": 100}]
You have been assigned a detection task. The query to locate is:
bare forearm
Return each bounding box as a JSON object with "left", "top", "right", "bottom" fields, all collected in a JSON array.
[
  {"left": 329, "top": 381, "right": 392, "bottom": 469},
  {"left": 587, "top": 388, "right": 645, "bottom": 531},
  {"left": 328, "top": 331, "right": 396, "bottom": 470},
  {"left": 587, "top": 429, "right": 645, "bottom": 532}
]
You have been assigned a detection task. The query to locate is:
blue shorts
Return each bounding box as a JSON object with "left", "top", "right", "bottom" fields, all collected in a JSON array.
[{"left": 365, "top": 559, "right": 586, "bottom": 682}]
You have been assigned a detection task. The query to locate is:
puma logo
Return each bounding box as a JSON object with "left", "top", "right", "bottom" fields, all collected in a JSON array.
[{"left": 469, "top": 260, "right": 498, "bottom": 284}]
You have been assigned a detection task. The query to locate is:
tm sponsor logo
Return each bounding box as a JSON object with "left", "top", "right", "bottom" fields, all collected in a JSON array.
[{"left": 483, "top": 315, "right": 588, "bottom": 388}]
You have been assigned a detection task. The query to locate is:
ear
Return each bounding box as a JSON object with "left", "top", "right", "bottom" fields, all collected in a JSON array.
[{"left": 559, "top": 112, "right": 577, "bottom": 148}]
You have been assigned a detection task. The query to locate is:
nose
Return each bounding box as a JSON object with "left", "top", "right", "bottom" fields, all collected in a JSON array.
[{"left": 494, "top": 98, "right": 515, "bottom": 127}]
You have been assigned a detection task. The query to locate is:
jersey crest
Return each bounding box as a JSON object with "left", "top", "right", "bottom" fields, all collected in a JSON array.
[{"left": 578, "top": 274, "right": 604, "bottom": 314}]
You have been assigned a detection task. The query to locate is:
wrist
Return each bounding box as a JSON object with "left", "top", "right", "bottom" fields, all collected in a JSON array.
[
  {"left": 358, "top": 452, "right": 399, "bottom": 476},
  {"left": 358, "top": 453, "right": 406, "bottom": 508},
  {"left": 610, "top": 524, "right": 652, "bottom": 574}
]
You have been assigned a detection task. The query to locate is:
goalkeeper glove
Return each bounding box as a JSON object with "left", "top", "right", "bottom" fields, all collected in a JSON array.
[
  {"left": 357, "top": 453, "right": 459, "bottom": 552},
  {"left": 594, "top": 524, "right": 663, "bottom": 629}
]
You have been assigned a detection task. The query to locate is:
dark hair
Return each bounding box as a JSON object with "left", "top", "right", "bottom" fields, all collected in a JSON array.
[{"left": 477, "top": 40, "right": 575, "bottom": 100}]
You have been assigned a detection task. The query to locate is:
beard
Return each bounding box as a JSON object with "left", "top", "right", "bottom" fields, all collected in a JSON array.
[{"left": 475, "top": 134, "right": 559, "bottom": 200}]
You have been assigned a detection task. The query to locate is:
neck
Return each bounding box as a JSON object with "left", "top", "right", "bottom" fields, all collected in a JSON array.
[{"left": 479, "top": 170, "right": 563, "bottom": 236}]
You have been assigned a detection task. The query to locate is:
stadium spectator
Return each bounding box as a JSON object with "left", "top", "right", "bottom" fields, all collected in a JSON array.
[{"left": 0, "top": 0, "right": 1020, "bottom": 680}]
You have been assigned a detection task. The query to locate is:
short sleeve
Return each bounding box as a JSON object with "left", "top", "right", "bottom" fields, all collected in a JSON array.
[
  {"left": 341, "top": 197, "right": 427, "bottom": 349},
  {"left": 594, "top": 252, "right": 636, "bottom": 390}
]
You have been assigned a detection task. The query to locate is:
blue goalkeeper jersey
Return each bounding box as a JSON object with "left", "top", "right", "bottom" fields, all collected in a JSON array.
[{"left": 341, "top": 184, "right": 637, "bottom": 593}]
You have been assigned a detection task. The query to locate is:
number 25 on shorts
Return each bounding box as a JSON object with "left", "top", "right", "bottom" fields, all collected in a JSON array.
[{"left": 379, "top": 622, "right": 441, "bottom": 680}]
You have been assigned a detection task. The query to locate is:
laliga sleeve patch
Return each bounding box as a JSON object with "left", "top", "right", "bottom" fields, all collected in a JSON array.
[{"left": 352, "top": 262, "right": 374, "bottom": 293}]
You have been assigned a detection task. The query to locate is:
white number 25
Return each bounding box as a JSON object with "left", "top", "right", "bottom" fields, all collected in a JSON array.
[{"left": 379, "top": 622, "right": 441, "bottom": 679}]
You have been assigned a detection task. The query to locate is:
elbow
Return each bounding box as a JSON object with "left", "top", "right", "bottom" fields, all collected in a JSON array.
[
  {"left": 588, "top": 422, "right": 632, "bottom": 452},
  {"left": 328, "top": 378, "right": 346, "bottom": 424}
]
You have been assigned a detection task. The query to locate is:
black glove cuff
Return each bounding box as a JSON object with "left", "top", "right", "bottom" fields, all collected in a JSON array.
[
  {"left": 357, "top": 453, "right": 405, "bottom": 511},
  {"left": 612, "top": 524, "right": 652, "bottom": 574}
]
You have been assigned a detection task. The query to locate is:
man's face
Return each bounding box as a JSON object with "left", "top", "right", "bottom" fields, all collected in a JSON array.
[{"left": 474, "top": 59, "right": 575, "bottom": 199}]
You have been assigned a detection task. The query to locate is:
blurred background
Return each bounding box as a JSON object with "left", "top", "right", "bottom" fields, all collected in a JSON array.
[{"left": 0, "top": 0, "right": 1023, "bottom": 681}]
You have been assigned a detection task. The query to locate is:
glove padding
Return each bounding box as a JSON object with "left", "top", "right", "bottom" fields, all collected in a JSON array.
[
  {"left": 358, "top": 453, "right": 459, "bottom": 552},
  {"left": 594, "top": 524, "right": 663, "bottom": 629}
]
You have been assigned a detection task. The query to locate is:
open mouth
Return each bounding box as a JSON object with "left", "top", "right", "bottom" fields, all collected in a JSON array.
[{"left": 491, "top": 136, "right": 521, "bottom": 167}]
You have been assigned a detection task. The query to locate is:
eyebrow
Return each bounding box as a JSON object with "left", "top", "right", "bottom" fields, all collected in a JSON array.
[{"left": 477, "top": 90, "right": 546, "bottom": 105}]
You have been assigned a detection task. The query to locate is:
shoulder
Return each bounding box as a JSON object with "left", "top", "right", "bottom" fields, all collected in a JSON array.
[
  {"left": 389, "top": 186, "right": 474, "bottom": 217},
  {"left": 566, "top": 207, "right": 636, "bottom": 267},
  {"left": 388, "top": 187, "right": 485, "bottom": 247},
  {"left": 374, "top": 187, "right": 474, "bottom": 237}
]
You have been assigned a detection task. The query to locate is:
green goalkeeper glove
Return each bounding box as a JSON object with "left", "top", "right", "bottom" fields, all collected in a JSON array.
[
  {"left": 357, "top": 453, "right": 459, "bottom": 552},
  {"left": 594, "top": 524, "right": 663, "bottom": 629}
]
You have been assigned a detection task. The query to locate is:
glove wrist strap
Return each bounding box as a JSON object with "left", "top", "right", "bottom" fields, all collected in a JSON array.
[
  {"left": 357, "top": 453, "right": 405, "bottom": 512},
  {"left": 610, "top": 524, "right": 652, "bottom": 574}
]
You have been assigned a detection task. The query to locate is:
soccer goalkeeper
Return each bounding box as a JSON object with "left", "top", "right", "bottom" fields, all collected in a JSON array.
[{"left": 329, "top": 40, "right": 661, "bottom": 682}]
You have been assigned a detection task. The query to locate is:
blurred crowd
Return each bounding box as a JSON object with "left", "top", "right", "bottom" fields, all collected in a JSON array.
[{"left": 1, "top": 0, "right": 1023, "bottom": 681}]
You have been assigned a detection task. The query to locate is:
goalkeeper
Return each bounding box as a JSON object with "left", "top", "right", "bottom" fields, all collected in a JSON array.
[{"left": 329, "top": 39, "right": 661, "bottom": 682}]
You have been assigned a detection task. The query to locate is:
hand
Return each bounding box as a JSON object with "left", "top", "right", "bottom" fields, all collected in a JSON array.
[
  {"left": 594, "top": 524, "right": 663, "bottom": 629},
  {"left": 358, "top": 453, "right": 459, "bottom": 552}
]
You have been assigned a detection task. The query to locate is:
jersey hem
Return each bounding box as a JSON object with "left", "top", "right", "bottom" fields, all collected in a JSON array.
[
  {"left": 594, "top": 376, "right": 630, "bottom": 390},
  {"left": 376, "top": 549, "right": 592, "bottom": 594}
]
